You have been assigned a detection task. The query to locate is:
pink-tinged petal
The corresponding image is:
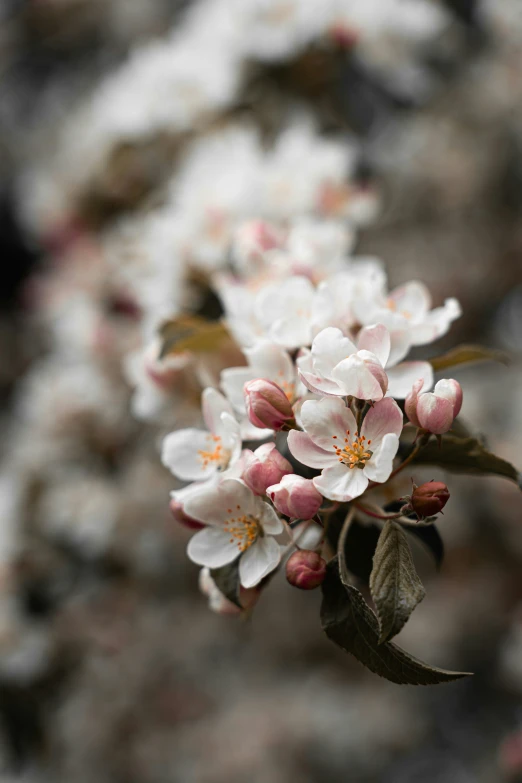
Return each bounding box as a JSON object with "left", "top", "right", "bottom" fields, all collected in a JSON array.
[
  {"left": 405, "top": 378, "right": 425, "bottom": 427},
  {"left": 389, "top": 280, "right": 432, "bottom": 318},
  {"left": 416, "top": 393, "right": 454, "bottom": 435},
  {"left": 187, "top": 527, "right": 241, "bottom": 568},
  {"left": 386, "top": 328, "right": 411, "bottom": 367},
  {"left": 356, "top": 324, "right": 391, "bottom": 367},
  {"left": 184, "top": 478, "right": 255, "bottom": 527},
  {"left": 409, "top": 298, "right": 462, "bottom": 346},
  {"left": 202, "top": 387, "right": 234, "bottom": 433},
  {"left": 311, "top": 327, "right": 357, "bottom": 378},
  {"left": 313, "top": 464, "right": 369, "bottom": 502},
  {"left": 239, "top": 536, "right": 281, "bottom": 588},
  {"left": 287, "top": 430, "right": 337, "bottom": 469},
  {"left": 161, "top": 428, "right": 218, "bottom": 482},
  {"left": 221, "top": 367, "right": 255, "bottom": 413},
  {"left": 386, "top": 361, "right": 434, "bottom": 399},
  {"left": 363, "top": 433, "right": 399, "bottom": 483},
  {"left": 300, "top": 397, "right": 357, "bottom": 449},
  {"left": 298, "top": 368, "right": 344, "bottom": 397},
  {"left": 361, "top": 398, "right": 403, "bottom": 449},
  {"left": 331, "top": 351, "right": 388, "bottom": 401},
  {"left": 245, "top": 341, "right": 295, "bottom": 387},
  {"left": 434, "top": 378, "right": 463, "bottom": 417}
]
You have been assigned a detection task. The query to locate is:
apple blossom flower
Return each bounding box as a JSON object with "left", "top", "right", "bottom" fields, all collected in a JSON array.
[
  {"left": 297, "top": 326, "right": 389, "bottom": 401},
  {"left": 288, "top": 396, "right": 403, "bottom": 502},
  {"left": 161, "top": 388, "right": 241, "bottom": 482},
  {"left": 231, "top": 219, "right": 284, "bottom": 276},
  {"left": 267, "top": 474, "right": 323, "bottom": 520},
  {"left": 352, "top": 279, "right": 462, "bottom": 348},
  {"left": 184, "top": 478, "right": 284, "bottom": 588},
  {"left": 242, "top": 443, "right": 292, "bottom": 496},
  {"left": 244, "top": 378, "right": 296, "bottom": 431},
  {"left": 198, "top": 567, "right": 259, "bottom": 615},
  {"left": 286, "top": 550, "right": 327, "bottom": 590},
  {"left": 406, "top": 378, "right": 463, "bottom": 434},
  {"left": 255, "top": 275, "right": 317, "bottom": 349}
]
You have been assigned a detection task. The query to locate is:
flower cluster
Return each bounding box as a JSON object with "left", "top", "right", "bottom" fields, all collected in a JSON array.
[{"left": 161, "top": 217, "right": 464, "bottom": 611}]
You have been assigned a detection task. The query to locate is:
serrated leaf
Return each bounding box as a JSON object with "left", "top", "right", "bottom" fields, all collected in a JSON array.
[
  {"left": 210, "top": 560, "right": 241, "bottom": 608},
  {"left": 404, "top": 523, "right": 445, "bottom": 569},
  {"left": 411, "top": 434, "right": 521, "bottom": 487},
  {"left": 321, "top": 558, "right": 471, "bottom": 685},
  {"left": 159, "top": 315, "right": 231, "bottom": 358},
  {"left": 429, "top": 344, "right": 510, "bottom": 372},
  {"left": 370, "top": 521, "right": 426, "bottom": 643}
]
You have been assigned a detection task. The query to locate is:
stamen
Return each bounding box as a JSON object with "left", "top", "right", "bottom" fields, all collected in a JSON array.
[
  {"left": 332, "top": 432, "right": 373, "bottom": 470},
  {"left": 197, "top": 434, "right": 231, "bottom": 470},
  {"left": 223, "top": 514, "right": 261, "bottom": 552}
]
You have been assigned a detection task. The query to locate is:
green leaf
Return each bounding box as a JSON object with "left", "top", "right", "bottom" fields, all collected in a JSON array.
[
  {"left": 370, "top": 521, "right": 426, "bottom": 644},
  {"left": 159, "top": 315, "right": 232, "bottom": 358},
  {"left": 342, "top": 518, "right": 381, "bottom": 584},
  {"left": 321, "top": 558, "right": 471, "bottom": 685},
  {"left": 429, "top": 344, "right": 510, "bottom": 372},
  {"left": 210, "top": 560, "right": 241, "bottom": 608},
  {"left": 411, "top": 434, "right": 521, "bottom": 487}
]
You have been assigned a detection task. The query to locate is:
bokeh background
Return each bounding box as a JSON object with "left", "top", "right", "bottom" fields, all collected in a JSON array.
[{"left": 1, "top": 1, "right": 522, "bottom": 781}]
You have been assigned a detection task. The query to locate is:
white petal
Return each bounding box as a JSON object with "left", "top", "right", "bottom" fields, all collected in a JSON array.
[
  {"left": 409, "top": 298, "right": 462, "bottom": 346},
  {"left": 300, "top": 397, "right": 357, "bottom": 450},
  {"left": 356, "top": 324, "right": 391, "bottom": 367},
  {"left": 187, "top": 527, "right": 240, "bottom": 568},
  {"left": 270, "top": 315, "right": 312, "bottom": 349},
  {"left": 202, "top": 387, "right": 234, "bottom": 433},
  {"left": 184, "top": 478, "right": 256, "bottom": 526},
  {"left": 313, "top": 464, "right": 369, "bottom": 502},
  {"left": 245, "top": 341, "right": 295, "bottom": 387},
  {"left": 255, "top": 499, "right": 284, "bottom": 535},
  {"left": 331, "top": 351, "right": 387, "bottom": 400},
  {"left": 311, "top": 327, "right": 357, "bottom": 379},
  {"left": 161, "top": 429, "right": 218, "bottom": 482},
  {"left": 363, "top": 433, "right": 400, "bottom": 483},
  {"left": 386, "top": 328, "right": 411, "bottom": 367},
  {"left": 239, "top": 536, "right": 281, "bottom": 588},
  {"left": 386, "top": 361, "right": 434, "bottom": 399},
  {"left": 220, "top": 367, "right": 254, "bottom": 413},
  {"left": 389, "top": 281, "right": 432, "bottom": 318},
  {"left": 287, "top": 431, "right": 337, "bottom": 469},
  {"left": 361, "top": 398, "right": 403, "bottom": 449},
  {"left": 217, "top": 412, "right": 242, "bottom": 461}
]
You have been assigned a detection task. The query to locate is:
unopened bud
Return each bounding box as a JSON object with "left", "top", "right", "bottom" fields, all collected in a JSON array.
[
  {"left": 267, "top": 474, "right": 323, "bottom": 520},
  {"left": 411, "top": 481, "right": 450, "bottom": 519},
  {"left": 244, "top": 378, "right": 296, "bottom": 431},
  {"left": 169, "top": 498, "right": 205, "bottom": 530},
  {"left": 286, "top": 550, "right": 327, "bottom": 590},
  {"left": 242, "top": 443, "right": 292, "bottom": 496},
  {"left": 406, "top": 378, "right": 463, "bottom": 435}
]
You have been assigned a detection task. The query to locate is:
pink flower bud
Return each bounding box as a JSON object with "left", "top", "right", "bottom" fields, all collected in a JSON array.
[
  {"left": 169, "top": 498, "right": 205, "bottom": 530},
  {"left": 411, "top": 481, "right": 450, "bottom": 519},
  {"left": 244, "top": 379, "right": 296, "bottom": 431},
  {"left": 267, "top": 474, "right": 323, "bottom": 520},
  {"left": 286, "top": 550, "right": 327, "bottom": 590},
  {"left": 406, "top": 378, "right": 463, "bottom": 435},
  {"left": 242, "top": 443, "right": 292, "bottom": 496}
]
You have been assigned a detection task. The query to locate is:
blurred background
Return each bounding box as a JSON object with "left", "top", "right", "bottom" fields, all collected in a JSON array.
[{"left": 1, "top": 1, "right": 522, "bottom": 781}]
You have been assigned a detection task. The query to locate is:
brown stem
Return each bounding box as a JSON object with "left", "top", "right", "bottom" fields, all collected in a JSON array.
[{"left": 353, "top": 502, "right": 403, "bottom": 521}]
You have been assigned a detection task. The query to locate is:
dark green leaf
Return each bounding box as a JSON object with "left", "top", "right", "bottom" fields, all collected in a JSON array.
[
  {"left": 404, "top": 523, "right": 445, "bottom": 568},
  {"left": 321, "top": 558, "right": 471, "bottom": 685},
  {"left": 429, "top": 344, "right": 510, "bottom": 372},
  {"left": 411, "top": 434, "right": 521, "bottom": 487},
  {"left": 210, "top": 560, "right": 241, "bottom": 608},
  {"left": 370, "top": 521, "right": 426, "bottom": 644}
]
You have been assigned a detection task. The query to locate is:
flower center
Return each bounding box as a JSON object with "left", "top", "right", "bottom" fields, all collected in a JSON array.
[
  {"left": 278, "top": 375, "right": 296, "bottom": 403},
  {"left": 223, "top": 510, "right": 261, "bottom": 553},
  {"left": 332, "top": 431, "right": 373, "bottom": 470},
  {"left": 198, "top": 435, "right": 231, "bottom": 470}
]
